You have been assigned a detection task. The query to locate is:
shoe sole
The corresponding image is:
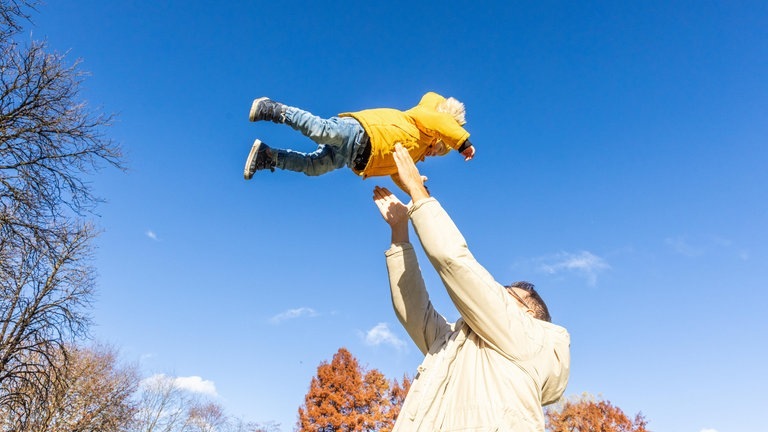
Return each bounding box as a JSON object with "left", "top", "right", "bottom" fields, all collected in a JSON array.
[
  {"left": 249, "top": 97, "right": 270, "bottom": 122},
  {"left": 243, "top": 139, "right": 263, "bottom": 180}
]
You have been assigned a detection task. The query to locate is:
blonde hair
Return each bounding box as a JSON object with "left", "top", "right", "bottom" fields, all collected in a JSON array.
[{"left": 436, "top": 97, "right": 466, "bottom": 125}]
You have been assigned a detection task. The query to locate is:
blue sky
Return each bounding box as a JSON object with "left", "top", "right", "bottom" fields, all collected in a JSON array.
[{"left": 31, "top": 1, "right": 767, "bottom": 430}]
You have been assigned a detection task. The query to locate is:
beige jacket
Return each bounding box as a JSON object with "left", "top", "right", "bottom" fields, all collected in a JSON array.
[{"left": 385, "top": 198, "right": 570, "bottom": 431}]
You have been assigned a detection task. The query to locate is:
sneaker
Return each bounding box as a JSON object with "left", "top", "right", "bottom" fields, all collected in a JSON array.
[
  {"left": 249, "top": 97, "right": 286, "bottom": 123},
  {"left": 244, "top": 139, "right": 276, "bottom": 179}
]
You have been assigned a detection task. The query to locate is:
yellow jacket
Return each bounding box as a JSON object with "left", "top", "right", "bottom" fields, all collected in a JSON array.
[{"left": 339, "top": 92, "right": 470, "bottom": 177}]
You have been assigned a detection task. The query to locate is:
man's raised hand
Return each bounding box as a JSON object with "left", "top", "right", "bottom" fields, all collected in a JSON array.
[
  {"left": 373, "top": 185, "right": 410, "bottom": 244},
  {"left": 373, "top": 186, "right": 408, "bottom": 227},
  {"left": 392, "top": 143, "right": 430, "bottom": 202}
]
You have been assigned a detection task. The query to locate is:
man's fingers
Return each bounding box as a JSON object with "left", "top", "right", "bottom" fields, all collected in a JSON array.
[
  {"left": 373, "top": 186, "right": 399, "bottom": 208},
  {"left": 392, "top": 147, "right": 403, "bottom": 168},
  {"left": 373, "top": 186, "right": 391, "bottom": 198},
  {"left": 393, "top": 143, "right": 408, "bottom": 164},
  {"left": 392, "top": 143, "right": 416, "bottom": 175}
]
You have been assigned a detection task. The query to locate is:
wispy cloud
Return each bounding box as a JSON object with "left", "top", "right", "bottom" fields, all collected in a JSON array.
[
  {"left": 141, "top": 374, "right": 218, "bottom": 397},
  {"left": 269, "top": 307, "right": 318, "bottom": 324},
  {"left": 362, "top": 323, "right": 407, "bottom": 351},
  {"left": 665, "top": 236, "right": 703, "bottom": 257},
  {"left": 146, "top": 230, "right": 159, "bottom": 241},
  {"left": 700, "top": 429, "right": 718, "bottom": 432},
  {"left": 665, "top": 235, "right": 749, "bottom": 261},
  {"left": 538, "top": 251, "right": 610, "bottom": 285}
]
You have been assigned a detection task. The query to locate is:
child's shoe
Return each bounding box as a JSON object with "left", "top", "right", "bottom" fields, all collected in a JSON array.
[
  {"left": 244, "top": 139, "right": 276, "bottom": 179},
  {"left": 249, "top": 97, "right": 286, "bottom": 123}
]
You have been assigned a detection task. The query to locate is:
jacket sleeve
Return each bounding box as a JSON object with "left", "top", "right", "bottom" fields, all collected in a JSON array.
[
  {"left": 408, "top": 198, "right": 545, "bottom": 359},
  {"left": 385, "top": 242, "right": 452, "bottom": 356},
  {"left": 434, "top": 115, "right": 470, "bottom": 151},
  {"left": 414, "top": 110, "right": 469, "bottom": 151},
  {"left": 412, "top": 92, "right": 470, "bottom": 151}
]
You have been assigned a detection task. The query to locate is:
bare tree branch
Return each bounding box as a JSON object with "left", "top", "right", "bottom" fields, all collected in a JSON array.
[
  {"left": 0, "top": 1, "right": 123, "bottom": 423},
  {"left": 0, "top": 343, "right": 139, "bottom": 431},
  {"left": 0, "top": 224, "right": 96, "bottom": 421},
  {"left": 0, "top": 1, "right": 38, "bottom": 40}
]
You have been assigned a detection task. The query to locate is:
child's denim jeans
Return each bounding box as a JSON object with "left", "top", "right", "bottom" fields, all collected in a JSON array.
[{"left": 276, "top": 107, "right": 367, "bottom": 176}]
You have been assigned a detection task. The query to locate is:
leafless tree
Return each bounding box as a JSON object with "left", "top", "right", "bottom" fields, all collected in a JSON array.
[
  {"left": 132, "top": 374, "right": 193, "bottom": 432},
  {"left": 0, "top": 0, "right": 123, "bottom": 423},
  {"left": 0, "top": 1, "right": 36, "bottom": 40},
  {"left": 0, "top": 225, "right": 97, "bottom": 428},
  {"left": 232, "top": 420, "right": 282, "bottom": 432},
  {"left": 0, "top": 3, "right": 122, "bottom": 243},
  {"left": 131, "top": 374, "right": 270, "bottom": 432},
  {"left": 0, "top": 343, "right": 139, "bottom": 431},
  {"left": 184, "top": 402, "right": 229, "bottom": 432}
]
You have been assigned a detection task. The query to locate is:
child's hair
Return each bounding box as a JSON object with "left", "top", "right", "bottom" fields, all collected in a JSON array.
[{"left": 436, "top": 97, "right": 466, "bottom": 125}]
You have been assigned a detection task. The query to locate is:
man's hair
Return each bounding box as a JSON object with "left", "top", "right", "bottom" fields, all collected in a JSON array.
[
  {"left": 508, "top": 281, "right": 551, "bottom": 322},
  {"left": 436, "top": 97, "right": 466, "bottom": 125}
]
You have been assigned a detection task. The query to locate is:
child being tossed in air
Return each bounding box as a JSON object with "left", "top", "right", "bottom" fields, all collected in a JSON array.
[{"left": 243, "top": 92, "right": 475, "bottom": 181}]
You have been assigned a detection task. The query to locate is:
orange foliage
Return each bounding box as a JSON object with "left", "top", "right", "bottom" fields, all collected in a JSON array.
[
  {"left": 546, "top": 395, "right": 649, "bottom": 432},
  {"left": 297, "top": 348, "right": 411, "bottom": 432}
]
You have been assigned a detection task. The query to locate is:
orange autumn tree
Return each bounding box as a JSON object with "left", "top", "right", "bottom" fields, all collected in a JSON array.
[
  {"left": 298, "top": 348, "right": 411, "bottom": 432},
  {"left": 545, "top": 393, "right": 649, "bottom": 432}
]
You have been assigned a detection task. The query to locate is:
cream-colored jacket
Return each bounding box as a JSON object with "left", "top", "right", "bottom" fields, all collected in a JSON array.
[{"left": 385, "top": 198, "right": 570, "bottom": 431}]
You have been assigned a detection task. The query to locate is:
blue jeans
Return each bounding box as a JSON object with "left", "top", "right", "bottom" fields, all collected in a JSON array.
[{"left": 274, "top": 107, "right": 367, "bottom": 176}]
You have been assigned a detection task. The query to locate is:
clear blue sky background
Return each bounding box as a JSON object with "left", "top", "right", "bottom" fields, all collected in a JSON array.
[{"left": 30, "top": 1, "right": 767, "bottom": 430}]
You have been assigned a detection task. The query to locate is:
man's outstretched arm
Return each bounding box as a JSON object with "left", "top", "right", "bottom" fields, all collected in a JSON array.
[
  {"left": 389, "top": 144, "right": 539, "bottom": 358},
  {"left": 374, "top": 185, "right": 450, "bottom": 355}
]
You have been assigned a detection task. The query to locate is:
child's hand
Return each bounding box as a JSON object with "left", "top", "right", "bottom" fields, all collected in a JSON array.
[{"left": 461, "top": 145, "right": 476, "bottom": 161}]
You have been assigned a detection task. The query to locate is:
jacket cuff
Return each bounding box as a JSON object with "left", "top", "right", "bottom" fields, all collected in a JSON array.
[
  {"left": 385, "top": 242, "right": 414, "bottom": 257},
  {"left": 408, "top": 197, "right": 439, "bottom": 217},
  {"left": 458, "top": 139, "right": 472, "bottom": 153}
]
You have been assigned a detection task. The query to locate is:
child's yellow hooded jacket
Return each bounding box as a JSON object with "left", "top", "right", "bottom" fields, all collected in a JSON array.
[{"left": 339, "top": 92, "right": 470, "bottom": 178}]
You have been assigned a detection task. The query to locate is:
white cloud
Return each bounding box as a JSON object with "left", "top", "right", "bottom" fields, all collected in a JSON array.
[
  {"left": 140, "top": 374, "right": 218, "bottom": 397},
  {"left": 174, "top": 376, "right": 218, "bottom": 396},
  {"left": 538, "top": 251, "right": 610, "bottom": 285},
  {"left": 269, "top": 307, "right": 318, "bottom": 324},
  {"left": 140, "top": 373, "right": 171, "bottom": 389},
  {"left": 700, "top": 429, "right": 718, "bottom": 432},
  {"left": 146, "top": 230, "right": 159, "bottom": 241},
  {"left": 363, "top": 323, "right": 407, "bottom": 351}
]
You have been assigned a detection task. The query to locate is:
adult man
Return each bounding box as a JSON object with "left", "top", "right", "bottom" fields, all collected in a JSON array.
[{"left": 373, "top": 144, "right": 571, "bottom": 431}]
